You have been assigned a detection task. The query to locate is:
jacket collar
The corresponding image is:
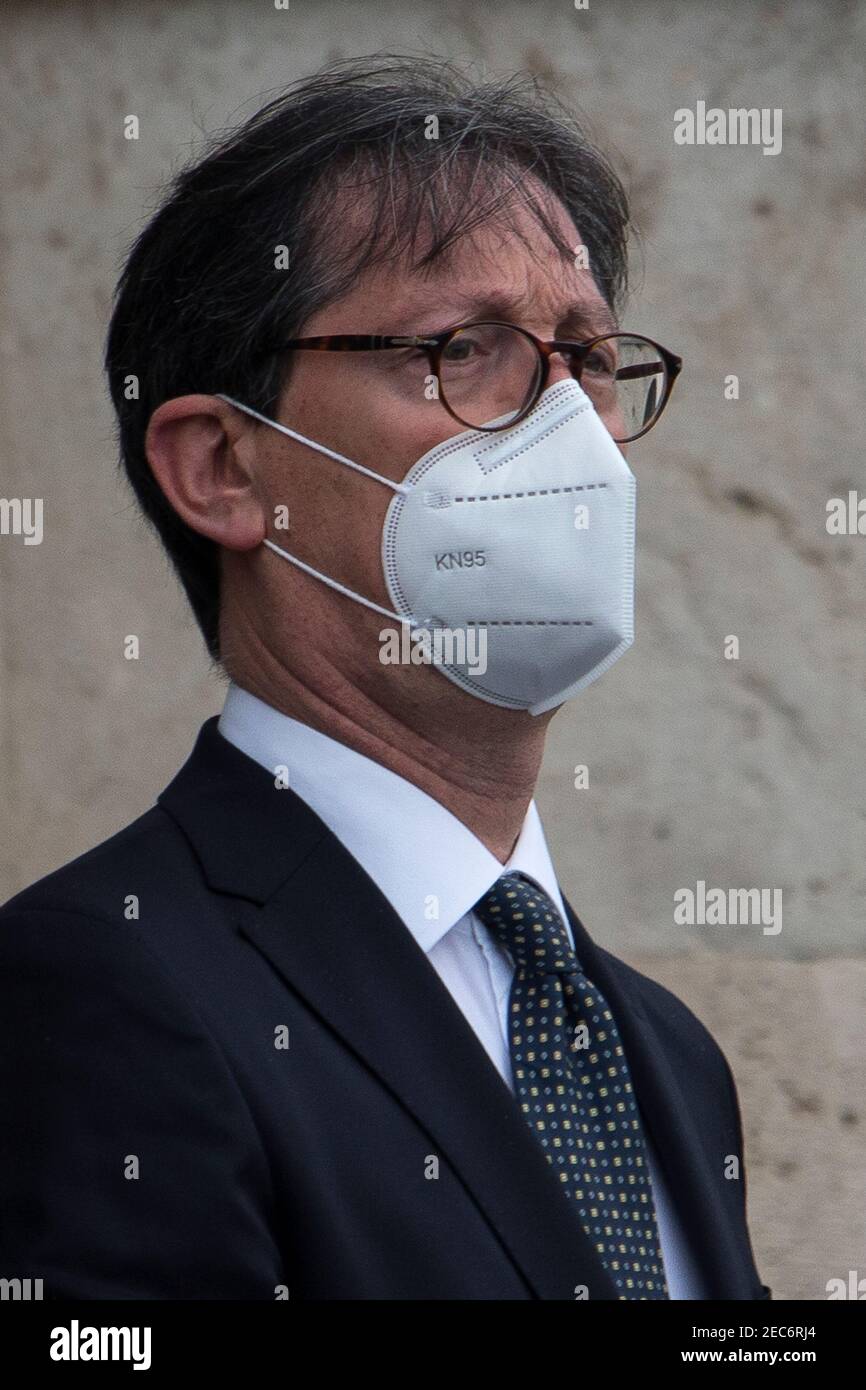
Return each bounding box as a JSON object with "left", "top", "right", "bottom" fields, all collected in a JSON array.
[{"left": 158, "top": 717, "right": 329, "bottom": 902}]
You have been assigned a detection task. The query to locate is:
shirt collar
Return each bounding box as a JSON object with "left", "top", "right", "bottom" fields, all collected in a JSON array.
[{"left": 218, "top": 681, "right": 568, "bottom": 952}]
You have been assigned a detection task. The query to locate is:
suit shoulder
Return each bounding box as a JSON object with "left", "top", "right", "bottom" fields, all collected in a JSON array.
[
  {"left": 0, "top": 817, "right": 225, "bottom": 1092},
  {"left": 0, "top": 803, "right": 197, "bottom": 928}
]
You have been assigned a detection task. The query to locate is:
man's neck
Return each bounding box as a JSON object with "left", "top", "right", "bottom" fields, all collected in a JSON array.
[{"left": 224, "top": 658, "right": 551, "bottom": 864}]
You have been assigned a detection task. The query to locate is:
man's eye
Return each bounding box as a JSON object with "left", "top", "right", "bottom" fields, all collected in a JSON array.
[
  {"left": 442, "top": 336, "right": 483, "bottom": 363},
  {"left": 584, "top": 349, "right": 616, "bottom": 376}
]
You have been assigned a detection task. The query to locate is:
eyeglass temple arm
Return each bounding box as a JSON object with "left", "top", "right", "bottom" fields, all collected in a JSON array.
[{"left": 614, "top": 361, "right": 665, "bottom": 381}]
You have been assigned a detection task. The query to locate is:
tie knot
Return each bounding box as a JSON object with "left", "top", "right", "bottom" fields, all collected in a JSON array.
[{"left": 474, "top": 872, "right": 580, "bottom": 977}]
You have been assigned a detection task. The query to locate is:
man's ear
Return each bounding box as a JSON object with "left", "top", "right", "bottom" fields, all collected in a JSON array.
[{"left": 145, "top": 394, "right": 266, "bottom": 550}]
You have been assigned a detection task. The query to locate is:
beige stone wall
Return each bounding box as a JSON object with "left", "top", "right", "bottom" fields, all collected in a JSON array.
[{"left": 1, "top": 0, "right": 863, "bottom": 1300}]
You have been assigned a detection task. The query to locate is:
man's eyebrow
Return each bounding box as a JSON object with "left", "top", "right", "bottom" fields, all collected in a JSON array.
[
  {"left": 554, "top": 300, "right": 619, "bottom": 338},
  {"left": 392, "top": 290, "right": 618, "bottom": 338}
]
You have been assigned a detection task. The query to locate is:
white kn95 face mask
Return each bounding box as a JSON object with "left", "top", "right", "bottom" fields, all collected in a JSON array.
[{"left": 217, "top": 378, "right": 636, "bottom": 716}]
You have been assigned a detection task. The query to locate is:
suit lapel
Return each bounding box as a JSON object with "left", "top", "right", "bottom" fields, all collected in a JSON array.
[
  {"left": 561, "top": 897, "right": 755, "bottom": 1299},
  {"left": 160, "top": 719, "right": 618, "bottom": 1300},
  {"left": 240, "top": 836, "right": 625, "bottom": 1301}
]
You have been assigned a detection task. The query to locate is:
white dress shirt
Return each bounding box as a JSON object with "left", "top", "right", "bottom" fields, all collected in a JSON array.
[{"left": 219, "top": 680, "right": 708, "bottom": 1298}]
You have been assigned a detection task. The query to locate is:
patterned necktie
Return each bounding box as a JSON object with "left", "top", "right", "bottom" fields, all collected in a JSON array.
[{"left": 474, "top": 872, "right": 669, "bottom": 1300}]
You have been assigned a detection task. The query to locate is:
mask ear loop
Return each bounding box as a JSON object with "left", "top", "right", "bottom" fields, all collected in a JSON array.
[
  {"left": 215, "top": 393, "right": 415, "bottom": 626},
  {"left": 215, "top": 394, "right": 412, "bottom": 494},
  {"left": 261, "top": 537, "right": 412, "bottom": 624}
]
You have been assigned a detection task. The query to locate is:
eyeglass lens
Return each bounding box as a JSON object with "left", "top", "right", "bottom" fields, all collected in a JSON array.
[{"left": 438, "top": 324, "right": 668, "bottom": 440}]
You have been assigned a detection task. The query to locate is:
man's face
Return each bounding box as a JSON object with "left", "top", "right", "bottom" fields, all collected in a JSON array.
[{"left": 246, "top": 189, "right": 619, "bottom": 629}]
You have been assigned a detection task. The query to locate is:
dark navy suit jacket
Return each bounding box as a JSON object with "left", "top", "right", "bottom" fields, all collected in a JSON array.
[{"left": 0, "top": 717, "right": 770, "bottom": 1299}]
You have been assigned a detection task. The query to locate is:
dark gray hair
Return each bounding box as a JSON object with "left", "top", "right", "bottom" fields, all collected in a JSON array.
[{"left": 104, "top": 55, "right": 630, "bottom": 659}]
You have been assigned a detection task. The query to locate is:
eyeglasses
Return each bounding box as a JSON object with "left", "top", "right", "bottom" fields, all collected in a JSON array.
[{"left": 255, "top": 322, "right": 682, "bottom": 442}]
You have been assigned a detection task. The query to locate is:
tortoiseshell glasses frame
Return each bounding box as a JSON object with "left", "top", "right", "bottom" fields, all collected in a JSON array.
[{"left": 254, "top": 322, "right": 682, "bottom": 443}]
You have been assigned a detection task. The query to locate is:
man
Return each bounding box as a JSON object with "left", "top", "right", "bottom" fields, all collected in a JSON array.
[{"left": 0, "top": 57, "right": 769, "bottom": 1300}]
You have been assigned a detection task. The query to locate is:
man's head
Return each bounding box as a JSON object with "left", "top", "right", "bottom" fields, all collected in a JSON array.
[{"left": 105, "top": 56, "right": 631, "bottom": 728}]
